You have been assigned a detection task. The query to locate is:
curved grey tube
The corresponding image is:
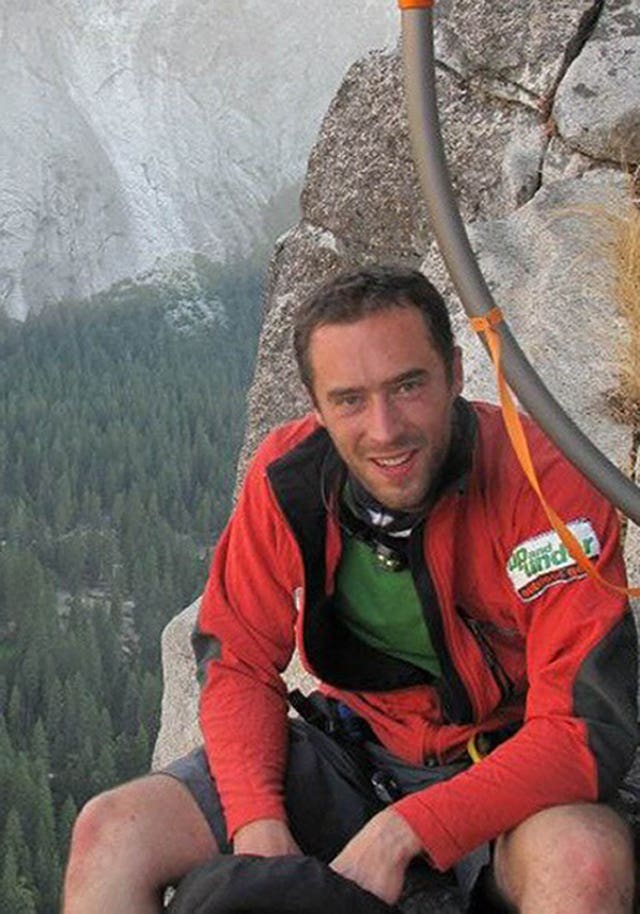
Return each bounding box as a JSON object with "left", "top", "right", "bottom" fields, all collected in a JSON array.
[{"left": 401, "top": 8, "right": 640, "bottom": 525}]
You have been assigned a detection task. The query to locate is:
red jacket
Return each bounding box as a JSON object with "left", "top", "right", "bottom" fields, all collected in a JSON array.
[{"left": 194, "top": 400, "right": 637, "bottom": 871}]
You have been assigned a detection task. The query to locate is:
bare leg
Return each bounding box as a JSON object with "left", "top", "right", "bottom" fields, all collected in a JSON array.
[
  {"left": 62, "top": 774, "right": 217, "bottom": 914},
  {"left": 493, "top": 803, "right": 635, "bottom": 914}
]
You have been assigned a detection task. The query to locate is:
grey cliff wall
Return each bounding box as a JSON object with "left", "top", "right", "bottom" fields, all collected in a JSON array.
[
  {"left": 156, "top": 0, "right": 640, "bottom": 837},
  {"left": 0, "top": 0, "right": 397, "bottom": 319}
]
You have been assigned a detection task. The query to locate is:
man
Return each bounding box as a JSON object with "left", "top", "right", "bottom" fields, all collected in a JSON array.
[{"left": 63, "top": 266, "right": 638, "bottom": 913}]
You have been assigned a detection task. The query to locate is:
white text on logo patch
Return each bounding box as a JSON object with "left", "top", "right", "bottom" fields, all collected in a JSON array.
[{"left": 507, "top": 519, "right": 601, "bottom": 602}]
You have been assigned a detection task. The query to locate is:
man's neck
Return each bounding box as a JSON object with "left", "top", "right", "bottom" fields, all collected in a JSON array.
[{"left": 345, "top": 475, "right": 425, "bottom": 537}]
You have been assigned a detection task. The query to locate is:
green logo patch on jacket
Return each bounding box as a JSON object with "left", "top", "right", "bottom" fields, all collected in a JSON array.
[{"left": 507, "top": 519, "right": 601, "bottom": 602}]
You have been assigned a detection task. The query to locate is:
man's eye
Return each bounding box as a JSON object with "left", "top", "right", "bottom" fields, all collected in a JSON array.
[
  {"left": 396, "top": 379, "right": 423, "bottom": 396},
  {"left": 335, "top": 394, "right": 363, "bottom": 411}
]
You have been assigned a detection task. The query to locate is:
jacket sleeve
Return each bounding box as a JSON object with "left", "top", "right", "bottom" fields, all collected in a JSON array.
[
  {"left": 393, "top": 450, "right": 639, "bottom": 871},
  {"left": 192, "top": 446, "right": 299, "bottom": 839}
]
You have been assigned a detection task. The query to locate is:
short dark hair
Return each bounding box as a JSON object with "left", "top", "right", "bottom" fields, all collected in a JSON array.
[{"left": 293, "top": 265, "right": 455, "bottom": 392}]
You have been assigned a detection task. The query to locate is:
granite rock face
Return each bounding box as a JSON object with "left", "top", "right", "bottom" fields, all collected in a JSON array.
[
  {"left": 424, "top": 171, "right": 633, "bottom": 491},
  {"left": 553, "top": 0, "right": 640, "bottom": 162},
  {"left": 154, "top": 600, "right": 201, "bottom": 770},
  {"left": 0, "top": 0, "right": 398, "bottom": 319},
  {"left": 434, "top": 0, "right": 604, "bottom": 102},
  {"left": 300, "top": 50, "right": 541, "bottom": 257}
]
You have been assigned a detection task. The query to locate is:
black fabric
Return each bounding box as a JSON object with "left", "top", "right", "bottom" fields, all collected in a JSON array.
[
  {"left": 283, "top": 718, "right": 383, "bottom": 860},
  {"left": 573, "top": 610, "right": 640, "bottom": 798},
  {"left": 346, "top": 473, "right": 425, "bottom": 536},
  {"left": 408, "top": 524, "right": 473, "bottom": 724},
  {"left": 166, "top": 854, "right": 398, "bottom": 914},
  {"left": 338, "top": 497, "right": 412, "bottom": 573}
]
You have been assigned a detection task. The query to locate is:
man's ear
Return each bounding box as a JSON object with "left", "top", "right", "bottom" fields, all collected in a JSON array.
[
  {"left": 451, "top": 345, "right": 464, "bottom": 396},
  {"left": 313, "top": 406, "right": 326, "bottom": 427}
]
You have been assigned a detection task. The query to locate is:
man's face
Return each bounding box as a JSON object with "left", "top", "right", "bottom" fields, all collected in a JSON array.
[{"left": 309, "top": 305, "right": 463, "bottom": 512}]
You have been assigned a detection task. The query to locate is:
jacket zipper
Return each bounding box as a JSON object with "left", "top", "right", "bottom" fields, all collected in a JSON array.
[
  {"left": 408, "top": 523, "right": 474, "bottom": 725},
  {"left": 460, "top": 612, "right": 514, "bottom": 704}
]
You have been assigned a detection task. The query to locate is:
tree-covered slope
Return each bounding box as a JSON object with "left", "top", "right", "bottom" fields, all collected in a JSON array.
[{"left": 0, "top": 257, "right": 262, "bottom": 912}]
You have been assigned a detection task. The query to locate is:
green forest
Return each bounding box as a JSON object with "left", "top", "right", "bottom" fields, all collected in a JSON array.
[{"left": 0, "top": 258, "right": 263, "bottom": 912}]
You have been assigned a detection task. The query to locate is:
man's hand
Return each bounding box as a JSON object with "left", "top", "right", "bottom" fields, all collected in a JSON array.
[
  {"left": 233, "top": 818, "right": 302, "bottom": 857},
  {"left": 330, "top": 808, "right": 422, "bottom": 904}
]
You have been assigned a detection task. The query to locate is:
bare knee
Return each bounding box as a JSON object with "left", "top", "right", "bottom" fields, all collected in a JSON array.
[
  {"left": 495, "top": 804, "right": 634, "bottom": 914},
  {"left": 66, "top": 785, "right": 150, "bottom": 885},
  {"left": 62, "top": 775, "right": 217, "bottom": 913},
  {"left": 554, "top": 816, "right": 632, "bottom": 908},
  {"left": 65, "top": 775, "right": 217, "bottom": 898}
]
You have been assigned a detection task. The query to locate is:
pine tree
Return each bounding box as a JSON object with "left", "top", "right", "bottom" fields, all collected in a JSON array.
[
  {"left": 120, "top": 669, "right": 141, "bottom": 738},
  {"left": 57, "top": 795, "right": 77, "bottom": 864},
  {"left": 0, "top": 712, "right": 12, "bottom": 759},
  {"left": 32, "top": 768, "right": 61, "bottom": 914},
  {"left": 12, "top": 753, "right": 39, "bottom": 850},
  {"left": 29, "top": 719, "right": 50, "bottom": 779},
  {"left": 0, "top": 674, "right": 8, "bottom": 716},
  {"left": 131, "top": 721, "right": 150, "bottom": 776},
  {"left": 20, "top": 644, "right": 42, "bottom": 734},
  {"left": 44, "top": 676, "right": 64, "bottom": 775},
  {"left": 140, "top": 671, "right": 162, "bottom": 744},
  {"left": 0, "top": 716, "right": 15, "bottom": 830},
  {"left": 1, "top": 808, "right": 33, "bottom": 898},
  {"left": 0, "top": 844, "right": 37, "bottom": 914},
  {"left": 52, "top": 473, "right": 74, "bottom": 534},
  {"left": 91, "top": 742, "right": 117, "bottom": 796},
  {"left": 33, "top": 844, "right": 61, "bottom": 914},
  {"left": 7, "top": 684, "right": 23, "bottom": 747}
]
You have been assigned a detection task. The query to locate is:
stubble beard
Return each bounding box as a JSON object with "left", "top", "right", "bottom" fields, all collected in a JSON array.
[{"left": 357, "top": 433, "right": 449, "bottom": 513}]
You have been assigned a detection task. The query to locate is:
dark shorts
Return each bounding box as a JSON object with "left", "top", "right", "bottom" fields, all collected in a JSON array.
[{"left": 161, "top": 719, "right": 492, "bottom": 906}]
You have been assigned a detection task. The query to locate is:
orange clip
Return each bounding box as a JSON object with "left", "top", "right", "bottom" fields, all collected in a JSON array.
[
  {"left": 469, "top": 307, "right": 504, "bottom": 334},
  {"left": 397, "top": 0, "right": 436, "bottom": 9}
]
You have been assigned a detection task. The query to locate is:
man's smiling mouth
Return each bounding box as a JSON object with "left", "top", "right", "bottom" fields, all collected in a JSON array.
[{"left": 371, "top": 451, "right": 417, "bottom": 468}]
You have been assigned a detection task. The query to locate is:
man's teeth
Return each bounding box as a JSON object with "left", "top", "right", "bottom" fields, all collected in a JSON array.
[{"left": 374, "top": 453, "right": 412, "bottom": 467}]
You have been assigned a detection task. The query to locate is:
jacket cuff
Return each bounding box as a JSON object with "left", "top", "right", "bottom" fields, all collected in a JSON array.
[
  {"left": 225, "top": 798, "right": 289, "bottom": 841},
  {"left": 393, "top": 792, "right": 465, "bottom": 872}
]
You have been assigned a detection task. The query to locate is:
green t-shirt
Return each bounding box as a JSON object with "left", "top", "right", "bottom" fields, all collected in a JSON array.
[{"left": 335, "top": 533, "right": 442, "bottom": 678}]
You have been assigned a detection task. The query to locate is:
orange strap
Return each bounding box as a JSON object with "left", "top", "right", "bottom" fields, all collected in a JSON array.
[
  {"left": 398, "top": 0, "right": 436, "bottom": 8},
  {"left": 471, "top": 307, "right": 640, "bottom": 598}
]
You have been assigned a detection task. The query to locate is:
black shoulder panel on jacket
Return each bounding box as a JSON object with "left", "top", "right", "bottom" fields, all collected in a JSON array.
[
  {"left": 573, "top": 611, "right": 639, "bottom": 798},
  {"left": 267, "top": 427, "right": 430, "bottom": 691}
]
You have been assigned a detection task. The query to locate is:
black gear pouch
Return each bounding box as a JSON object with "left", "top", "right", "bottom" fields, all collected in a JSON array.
[{"left": 166, "top": 853, "right": 398, "bottom": 914}]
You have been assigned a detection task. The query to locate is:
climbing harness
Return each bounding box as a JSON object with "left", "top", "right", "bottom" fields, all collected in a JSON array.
[{"left": 288, "top": 689, "right": 402, "bottom": 802}]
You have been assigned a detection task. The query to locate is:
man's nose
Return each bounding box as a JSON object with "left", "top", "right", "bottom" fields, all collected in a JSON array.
[{"left": 367, "top": 394, "right": 402, "bottom": 444}]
